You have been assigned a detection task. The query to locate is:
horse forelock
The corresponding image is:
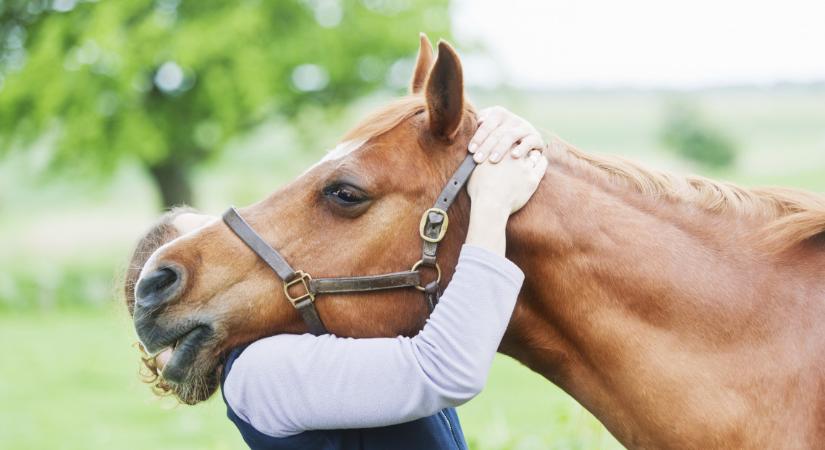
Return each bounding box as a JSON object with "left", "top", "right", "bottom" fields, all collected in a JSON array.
[{"left": 547, "top": 136, "right": 825, "bottom": 254}]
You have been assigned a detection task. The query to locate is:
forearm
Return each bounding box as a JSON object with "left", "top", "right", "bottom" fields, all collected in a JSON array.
[
  {"left": 465, "top": 203, "right": 509, "bottom": 256},
  {"left": 223, "top": 246, "right": 524, "bottom": 437}
]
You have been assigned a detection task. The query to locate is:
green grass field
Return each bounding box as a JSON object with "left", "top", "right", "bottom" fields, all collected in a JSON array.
[
  {"left": 1, "top": 87, "right": 823, "bottom": 450},
  {"left": 0, "top": 311, "right": 618, "bottom": 450}
]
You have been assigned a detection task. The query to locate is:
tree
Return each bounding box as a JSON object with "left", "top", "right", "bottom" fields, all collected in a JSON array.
[
  {"left": 0, "top": 0, "right": 450, "bottom": 207},
  {"left": 660, "top": 102, "right": 737, "bottom": 169}
]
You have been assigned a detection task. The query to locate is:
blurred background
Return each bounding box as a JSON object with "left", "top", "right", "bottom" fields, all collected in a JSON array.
[{"left": 1, "top": 0, "right": 823, "bottom": 449}]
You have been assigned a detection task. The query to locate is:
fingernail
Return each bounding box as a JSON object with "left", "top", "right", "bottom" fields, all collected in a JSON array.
[
  {"left": 474, "top": 152, "right": 484, "bottom": 162},
  {"left": 490, "top": 152, "right": 499, "bottom": 162},
  {"left": 511, "top": 150, "right": 520, "bottom": 158},
  {"left": 468, "top": 143, "right": 477, "bottom": 153}
]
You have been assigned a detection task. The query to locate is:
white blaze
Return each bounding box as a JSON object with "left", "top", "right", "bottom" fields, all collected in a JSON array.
[{"left": 302, "top": 139, "right": 366, "bottom": 175}]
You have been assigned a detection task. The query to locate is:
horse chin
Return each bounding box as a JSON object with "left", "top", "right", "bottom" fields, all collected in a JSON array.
[
  {"left": 168, "top": 364, "right": 222, "bottom": 405},
  {"left": 160, "top": 328, "right": 223, "bottom": 405}
]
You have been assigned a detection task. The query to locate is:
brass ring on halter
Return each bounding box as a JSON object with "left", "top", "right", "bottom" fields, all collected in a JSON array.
[{"left": 411, "top": 260, "right": 441, "bottom": 291}]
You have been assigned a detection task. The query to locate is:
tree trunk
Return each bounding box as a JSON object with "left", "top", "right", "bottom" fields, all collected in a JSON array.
[{"left": 147, "top": 159, "right": 194, "bottom": 209}]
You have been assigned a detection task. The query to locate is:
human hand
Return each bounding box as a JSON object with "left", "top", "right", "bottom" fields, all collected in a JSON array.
[
  {"left": 467, "top": 148, "right": 547, "bottom": 216},
  {"left": 468, "top": 106, "right": 544, "bottom": 163},
  {"left": 464, "top": 150, "right": 546, "bottom": 255}
]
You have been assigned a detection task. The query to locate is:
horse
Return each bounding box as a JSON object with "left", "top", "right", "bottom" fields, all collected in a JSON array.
[{"left": 127, "top": 35, "right": 825, "bottom": 448}]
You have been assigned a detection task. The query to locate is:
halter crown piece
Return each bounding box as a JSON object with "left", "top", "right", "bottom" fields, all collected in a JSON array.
[{"left": 222, "top": 154, "right": 477, "bottom": 335}]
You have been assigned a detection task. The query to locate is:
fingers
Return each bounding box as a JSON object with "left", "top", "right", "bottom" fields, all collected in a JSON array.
[
  {"left": 510, "top": 135, "right": 544, "bottom": 159},
  {"left": 476, "top": 127, "right": 531, "bottom": 163},
  {"left": 533, "top": 156, "right": 550, "bottom": 187},
  {"left": 528, "top": 149, "right": 543, "bottom": 167},
  {"left": 469, "top": 106, "right": 545, "bottom": 165},
  {"left": 539, "top": 155, "right": 548, "bottom": 174},
  {"left": 523, "top": 151, "right": 547, "bottom": 201},
  {"left": 468, "top": 107, "right": 505, "bottom": 154},
  {"left": 465, "top": 143, "right": 548, "bottom": 216}
]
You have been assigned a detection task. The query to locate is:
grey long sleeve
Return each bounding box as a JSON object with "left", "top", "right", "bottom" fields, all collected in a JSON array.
[{"left": 223, "top": 244, "right": 525, "bottom": 438}]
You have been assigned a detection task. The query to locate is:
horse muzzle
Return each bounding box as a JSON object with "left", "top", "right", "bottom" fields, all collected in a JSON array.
[
  {"left": 132, "top": 262, "right": 191, "bottom": 354},
  {"left": 135, "top": 264, "right": 185, "bottom": 311},
  {"left": 133, "top": 307, "right": 214, "bottom": 384}
]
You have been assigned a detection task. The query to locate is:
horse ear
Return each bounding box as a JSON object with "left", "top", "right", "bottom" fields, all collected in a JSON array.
[
  {"left": 410, "top": 33, "right": 433, "bottom": 94},
  {"left": 425, "top": 40, "right": 464, "bottom": 140}
]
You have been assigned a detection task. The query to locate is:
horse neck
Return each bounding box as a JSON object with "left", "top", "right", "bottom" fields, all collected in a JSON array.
[{"left": 500, "top": 143, "right": 825, "bottom": 448}]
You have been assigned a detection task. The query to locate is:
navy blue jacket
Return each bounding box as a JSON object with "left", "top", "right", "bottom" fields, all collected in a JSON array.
[{"left": 221, "top": 347, "right": 469, "bottom": 450}]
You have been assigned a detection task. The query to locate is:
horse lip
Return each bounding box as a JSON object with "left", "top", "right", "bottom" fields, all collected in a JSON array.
[
  {"left": 135, "top": 315, "right": 202, "bottom": 356},
  {"left": 161, "top": 326, "right": 211, "bottom": 384}
]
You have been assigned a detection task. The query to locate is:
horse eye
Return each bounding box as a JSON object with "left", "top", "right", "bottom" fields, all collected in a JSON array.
[{"left": 323, "top": 183, "right": 368, "bottom": 206}]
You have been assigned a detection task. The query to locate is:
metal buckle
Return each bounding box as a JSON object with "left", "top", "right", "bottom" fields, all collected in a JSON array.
[
  {"left": 411, "top": 260, "right": 441, "bottom": 291},
  {"left": 419, "top": 208, "right": 449, "bottom": 243},
  {"left": 284, "top": 270, "right": 315, "bottom": 307}
]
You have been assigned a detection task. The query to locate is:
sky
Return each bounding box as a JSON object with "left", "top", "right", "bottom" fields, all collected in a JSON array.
[{"left": 451, "top": 0, "right": 825, "bottom": 89}]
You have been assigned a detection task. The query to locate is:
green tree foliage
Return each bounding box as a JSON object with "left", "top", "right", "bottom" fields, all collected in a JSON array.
[
  {"left": 0, "top": 0, "right": 450, "bottom": 207},
  {"left": 660, "top": 102, "right": 737, "bottom": 169}
]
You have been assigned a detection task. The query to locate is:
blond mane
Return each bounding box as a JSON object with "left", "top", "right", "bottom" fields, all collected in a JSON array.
[{"left": 547, "top": 137, "right": 825, "bottom": 253}]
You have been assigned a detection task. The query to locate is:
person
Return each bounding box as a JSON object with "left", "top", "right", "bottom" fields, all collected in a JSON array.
[{"left": 139, "top": 107, "right": 547, "bottom": 450}]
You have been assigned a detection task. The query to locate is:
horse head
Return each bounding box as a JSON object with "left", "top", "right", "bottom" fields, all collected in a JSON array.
[{"left": 126, "top": 35, "right": 480, "bottom": 405}]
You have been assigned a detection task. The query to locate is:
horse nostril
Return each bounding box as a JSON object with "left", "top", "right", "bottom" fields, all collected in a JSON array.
[{"left": 136, "top": 267, "right": 180, "bottom": 307}]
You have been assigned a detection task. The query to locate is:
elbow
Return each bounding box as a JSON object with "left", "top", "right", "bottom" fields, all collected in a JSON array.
[
  {"left": 462, "top": 369, "right": 490, "bottom": 399},
  {"left": 412, "top": 342, "right": 496, "bottom": 407},
  {"left": 464, "top": 373, "right": 489, "bottom": 399},
  {"left": 443, "top": 371, "right": 488, "bottom": 406}
]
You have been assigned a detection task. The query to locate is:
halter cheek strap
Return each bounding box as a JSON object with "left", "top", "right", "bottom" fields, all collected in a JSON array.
[{"left": 222, "top": 153, "right": 476, "bottom": 335}]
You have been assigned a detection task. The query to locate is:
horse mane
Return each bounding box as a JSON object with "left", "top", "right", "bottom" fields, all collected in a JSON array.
[
  {"left": 340, "top": 97, "right": 825, "bottom": 253},
  {"left": 340, "top": 95, "right": 476, "bottom": 144},
  {"left": 341, "top": 96, "right": 427, "bottom": 143},
  {"left": 548, "top": 137, "right": 825, "bottom": 253}
]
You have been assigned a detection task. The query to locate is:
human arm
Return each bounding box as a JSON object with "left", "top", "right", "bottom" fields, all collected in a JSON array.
[
  {"left": 466, "top": 107, "right": 547, "bottom": 255},
  {"left": 223, "top": 245, "right": 524, "bottom": 437},
  {"left": 221, "top": 108, "right": 547, "bottom": 437}
]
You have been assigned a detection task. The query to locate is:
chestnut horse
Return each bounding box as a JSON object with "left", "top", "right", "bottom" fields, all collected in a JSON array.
[{"left": 129, "top": 35, "right": 825, "bottom": 448}]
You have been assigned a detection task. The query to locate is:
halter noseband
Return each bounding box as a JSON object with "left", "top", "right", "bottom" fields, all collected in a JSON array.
[{"left": 221, "top": 154, "right": 477, "bottom": 335}]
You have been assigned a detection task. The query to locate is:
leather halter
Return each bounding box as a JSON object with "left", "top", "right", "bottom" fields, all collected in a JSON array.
[{"left": 222, "top": 154, "right": 477, "bottom": 335}]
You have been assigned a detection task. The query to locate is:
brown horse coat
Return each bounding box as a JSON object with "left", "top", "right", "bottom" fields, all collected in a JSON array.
[{"left": 128, "top": 35, "right": 825, "bottom": 449}]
